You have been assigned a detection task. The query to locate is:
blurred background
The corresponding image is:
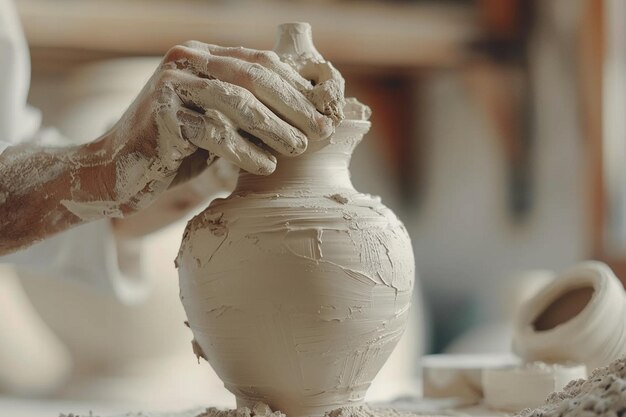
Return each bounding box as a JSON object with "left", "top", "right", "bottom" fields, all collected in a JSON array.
[{"left": 2, "top": 0, "right": 625, "bottom": 415}]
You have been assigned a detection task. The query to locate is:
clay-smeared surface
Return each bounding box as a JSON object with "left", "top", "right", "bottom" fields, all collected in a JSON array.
[
  {"left": 60, "top": 402, "right": 449, "bottom": 417},
  {"left": 273, "top": 23, "right": 345, "bottom": 124},
  {"left": 177, "top": 119, "right": 414, "bottom": 417}
]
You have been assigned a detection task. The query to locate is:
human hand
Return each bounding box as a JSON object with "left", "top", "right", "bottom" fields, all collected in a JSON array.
[
  {"left": 111, "top": 158, "right": 237, "bottom": 238},
  {"left": 102, "top": 41, "right": 344, "bottom": 214}
]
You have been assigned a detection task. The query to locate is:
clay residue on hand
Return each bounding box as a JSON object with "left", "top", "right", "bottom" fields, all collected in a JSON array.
[
  {"left": 60, "top": 199, "right": 123, "bottom": 220},
  {"left": 288, "top": 57, "right": 346, "bottom": 127},
  {"left": 274, "top": 22, "right": 346, "bottom": 128},
  {"left": 301, "top": 61, "right": 345, "bottom": 124},
  {"left": 0, "top": 139, "right": 120, "bottom": 254}
]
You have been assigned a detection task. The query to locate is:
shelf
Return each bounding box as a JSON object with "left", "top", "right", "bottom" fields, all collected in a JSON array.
[{"left": 17, "top": 0, "right": 480, "bottom": 68}]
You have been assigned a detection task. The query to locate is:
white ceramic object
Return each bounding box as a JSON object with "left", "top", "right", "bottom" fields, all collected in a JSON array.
[
  {"left": 482, "top": 362, "right": 587, "bottom": 412},
  {"left": 512, "top": 261, "right": 626, "bottom": 371},
  {"left": 177, "top": 23, "right": 414, "bottom": 417},
  {"left": 421, "top": 354, "right": 520, "bottom": 405}
]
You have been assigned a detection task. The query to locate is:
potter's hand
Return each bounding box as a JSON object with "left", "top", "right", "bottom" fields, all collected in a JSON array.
[
  {"left": 112, "top": 159, "right": 237, "bottom": 238},
  {"left": 179, "top": 42, "right": 344, "bottom": 130},
  {"left": 98, "top": 42, "right": 346, "bottom": 233},
  {"left": 113, "top": 42, "right": 340, "bottom": 183},
  {"left": 0, "top": 42, "right": 343, "bottom": 256}
]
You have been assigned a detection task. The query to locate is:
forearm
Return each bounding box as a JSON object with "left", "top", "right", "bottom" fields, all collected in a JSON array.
[
  {"left": 0, "top": 135, "right": 116, "bottom": 255},
  {"left": 0, "top": 38, "right": 345, "bottom": 255}
]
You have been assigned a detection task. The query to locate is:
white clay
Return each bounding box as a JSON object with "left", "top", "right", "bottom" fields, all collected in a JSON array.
[
  {"left": 273, "top": 22, "right": 345, "bottom": 124},
  {"left": 177, "top": 115, "right": 414, "bottom": 417},
  {"left": 2, "top": 28, "right": 342, "bottom": 243},
  {"left": 421, "top": 354, "right": 520, "bottom": 405},
  {"left": 85, "top": 402, "right": 443, "bottom": 417},
  {"left": 518, "top": 356, "right": 626, "bottom": 417},
  {"left": 512, "top": 261, "right": 626, "bottom": 371},
  {"left": 176, "top": 23, "right": 414, "bottom": 417},
  {"left": 343, "top": 98, "right": 372, "bottom": 122},
  {"left": 482, "top": 362, "right": 587, "bottom": 412},
  {"left": 273, "top": 23, "right": 323, "bottom": 62}
]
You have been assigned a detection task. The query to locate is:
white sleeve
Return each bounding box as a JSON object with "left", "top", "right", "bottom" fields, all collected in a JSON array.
[
  {"left": 0, "top": 220, "right": 148, "bottom": 304},
  {"left": 0, "top": 0, "right": 39, "bottom": 152},
  {"left": 0, "top": 105, "right": 43, "bottom": 155}
]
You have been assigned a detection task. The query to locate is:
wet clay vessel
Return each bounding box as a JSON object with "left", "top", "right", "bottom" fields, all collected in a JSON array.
[{"left": 176, "top": 23, "right": 415, "bottom": 417}]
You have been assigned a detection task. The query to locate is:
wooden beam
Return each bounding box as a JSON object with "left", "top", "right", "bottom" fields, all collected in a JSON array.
[
  {"left": 17, "top": 0, "right": 480, "bottom": 68},
  {"left": 581, "top": 0, "right": 605, "bottom": 257}
]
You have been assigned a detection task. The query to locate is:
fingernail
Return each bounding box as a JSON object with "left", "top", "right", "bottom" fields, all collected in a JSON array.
[
  {"left": 317, "top": 115, "right": 334, "bottom": 139},
  {"left": 171, "top": 149, "right": 183, "bottom": 160},
  {"left": 258, "top": 156, "right": 277, "bottom": 176},
  {"left": 177, "top": 109, "right": 202, "bottom": 124},
  {"left": 291, "top": 129, "right": 308, "bottom": 153},
  {"left": 178, "top": 110, "right": 204, "bottom": 140},
  {"left": 182, "top": 125, "right": 203, "bottom": 141}
]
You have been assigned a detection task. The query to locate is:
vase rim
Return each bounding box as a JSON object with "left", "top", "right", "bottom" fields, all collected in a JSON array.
[{"left": 336, "top": 118, "right": 371, "bottom": 133}]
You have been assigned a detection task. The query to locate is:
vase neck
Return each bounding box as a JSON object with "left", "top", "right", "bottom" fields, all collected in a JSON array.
[
  {"left": 233, "top": 120, "right": 370, "bottom": 195},
  {"left": 234, "top": 146, "right": 354, "bottom": 194}
]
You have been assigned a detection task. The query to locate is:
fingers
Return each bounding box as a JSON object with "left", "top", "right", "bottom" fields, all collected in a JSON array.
[
  {"left": 207, "top": 55, "right": 335, "bottom": 140},
  {"left": 175, "top": 107, "right": 277, "bottom": 175},
  {"left": 168, "top": 149, "right": 211, "bottom": 189},
  {"left": 300, "top": 61, "right": 346, "bottom": 124},
  {"left": 156, "top": 82, "right": 276, "bottom": 175},
  {"left": 163, "top": 45, "right": 334, "bottom": 140},
  {"left": 173, "top": 74, "right": 308, "bottom": 156},
  {"left": 154, "top": 82, "right": 199, "bottom": 172},
  {"left": 185, "top": 42, "right": 312, "bottom": 92},
  {"left": 185, "top": 42, "right": 345, "bottom": 125}
]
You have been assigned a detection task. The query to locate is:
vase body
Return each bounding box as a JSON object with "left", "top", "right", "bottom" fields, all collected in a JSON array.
[{"left": 177, "top": 120, "right": 415, "bottom": 417}]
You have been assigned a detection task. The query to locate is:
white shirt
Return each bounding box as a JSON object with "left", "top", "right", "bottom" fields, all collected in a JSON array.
[
  {"left": 0, "top": 0, "right": 37, "bottom": 153},
  {"left": 0, "top": 0, "right": 146, "bottom": 303}
]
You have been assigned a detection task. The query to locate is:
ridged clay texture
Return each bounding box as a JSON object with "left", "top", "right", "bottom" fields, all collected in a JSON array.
[{"left": 176, "top": 117, "right": 415, "bottom": 417}]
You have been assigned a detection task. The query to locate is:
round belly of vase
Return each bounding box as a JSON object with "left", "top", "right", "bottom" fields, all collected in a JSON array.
[{"left": 177, "top": 193, "right": 414, "bottom": 417}]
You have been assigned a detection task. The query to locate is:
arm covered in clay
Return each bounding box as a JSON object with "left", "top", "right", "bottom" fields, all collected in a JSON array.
[{"left": 0, "top": 41, "right": 345, "bottom": 255}]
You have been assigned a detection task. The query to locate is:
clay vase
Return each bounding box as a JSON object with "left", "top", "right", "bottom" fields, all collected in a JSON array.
[{"left": 177, "top": 117, "right": 414, "bottom": 416}]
